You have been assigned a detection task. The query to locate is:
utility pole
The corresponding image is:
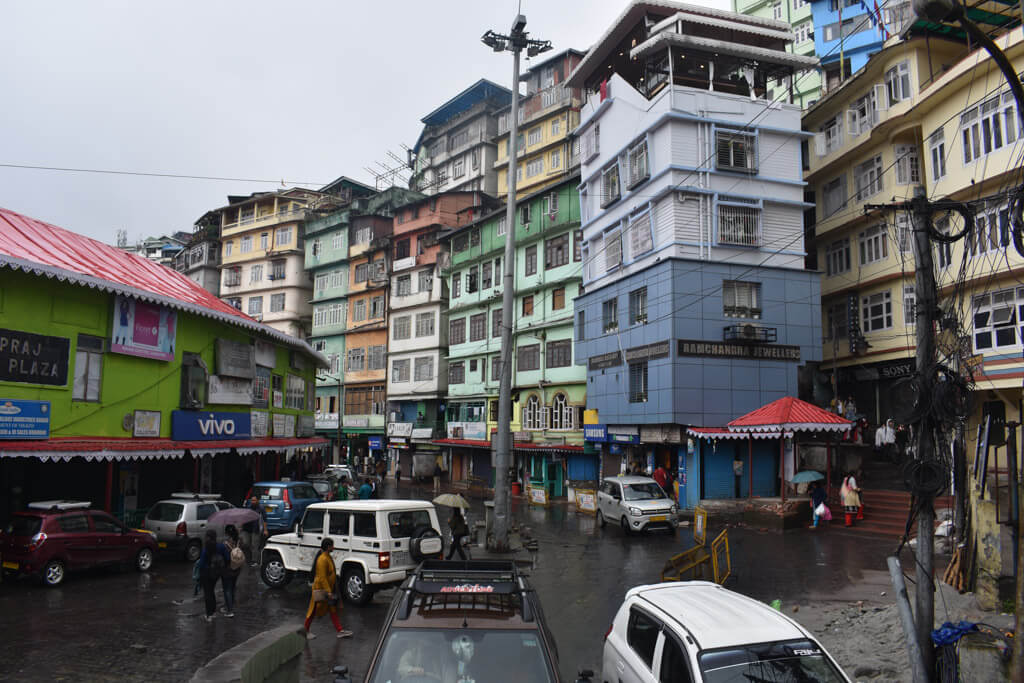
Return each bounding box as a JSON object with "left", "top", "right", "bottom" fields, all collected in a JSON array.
[{"left": 481, "top": 16, "right": 552, "bottom": 551}]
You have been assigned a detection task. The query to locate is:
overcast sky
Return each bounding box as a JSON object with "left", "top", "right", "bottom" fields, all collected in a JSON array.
[{"left": 0, "top": 0, "right": 728, "bottom": 246}]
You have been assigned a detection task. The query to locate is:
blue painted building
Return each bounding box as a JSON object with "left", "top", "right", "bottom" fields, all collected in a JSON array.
[
  {"left": 810, "top": 0, "right": 893, "bottom": 87},
  {"left": 566, "top": 1, "right": 822, "bottom": 505}
]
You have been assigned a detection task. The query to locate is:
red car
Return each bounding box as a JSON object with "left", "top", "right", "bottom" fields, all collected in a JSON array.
[{"left": 0, "top": 501, "right": 158, "bottom": 587}]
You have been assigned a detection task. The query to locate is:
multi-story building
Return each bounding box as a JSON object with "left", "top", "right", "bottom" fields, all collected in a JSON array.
[
  {"left": 732, "top": 0, "right": 822, "bottom": 108},
  {"left": 808, "top": 0, "right": 910, "bottom": 93},
  {"left": 408, "top": 80, "right": 512, "bottom": 197},
  {"left": 494, "top": 49, "right": 586, "bottom": 199},
  {"left": 441, "top": 177, "right": 586, "bottom": 499},
  {"left": 385, "top": 191, "right": 497, "bottom": 477},
  {"left": 211, "top": 188, "right": 324, "bottom": 340},
  {"left": 174, "top": 212, "right": 222, "bottom": 295},
  {"left": 567, "top": 1, "right": 822, "bottom": 506},
  {"left": 127, "top": 232, "right": 191, "bottom": 267}
]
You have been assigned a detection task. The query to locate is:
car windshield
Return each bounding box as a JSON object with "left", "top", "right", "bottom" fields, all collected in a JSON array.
[
  {"left": 146, "top": 503, "right": 184, "bottom": 522},
  {"left": 699, "top": 639, "right": 847, "bottom": 683},
  {"left": 622, "top": 482, "right": 666, "bottom": 501},
  {"left": 388, "top": 510, "right": 432, "bottom": 538},
  {"left": 290, "top": 484, "right": 319, "bottom": 500},
  {"left": 369, "top": 628, "right": 554, "bottom": 683},
  {"left": 253, "top": 486, "right": 282, "bottom": 500},
  {"left": 5, "top": 516, "right": 42, "bottom": 536},
  {"left": 309, "top": 481, "right": 331, "bottom": 496}
]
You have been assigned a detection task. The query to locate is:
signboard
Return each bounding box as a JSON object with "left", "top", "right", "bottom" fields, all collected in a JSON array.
[
  {"left": 513, "top": 431, "right": 532, "bottom": 442},
  {"left": 588, "top": 350, "right": 623, "bottom": 371},
  {"left": 344, "top": 416, "right": 369, "bottom": 428},
  {"left": 215, "top": 339, "right": 255, "bottom": 379},
  {"left": 448, "top": 421, "right": 487, "bottom": 440},
  {"left": 254, "top": 340, "right": 277, "bottom": 368},
  {"left": 252, "top": 367, "right": 271, "bottom": 409},
  {"left": 171, "top": 410, "right": 250, "bottom": 440},
  {"left": 625, "top": 340, "right": 671, "bottom": 363},
  {"left": 677, "top": 340, "right": 801, "bottom": 362},
  {"left": 272, "top": 391, "right": 284, "bottom": 409},
  {"left": 387, "top": 422, "right": 414, "bottom": 437},
  {"left": 851, "top": 357, "right": 914, "bottom": 382},
  {"left": 528, "top": 485, "right": 549, "bottom": 506},
  {"left": 284, "top": 414, "right": 296, "bottom": 438},
  {"left": 316, "top": 413, "right": 339, "bottom": 430},
  {"left": 393, "top": 255, "right": 417, "bottom": 272},
  {"left": 273, "top": 413, "right": 287, "bottom": 437},
  {"left": 208, "top": 375, "right": 254, "bottom": 405},
  {"left": 411, "top": 427, "right": 434, "bottom": 440},
  {"left": 133, "top": 410, "right": 161, "bottom": 438},
  {"left": 0, "top": 329, "right": 69, "bottom": 386},
  {"left": 0, "top": 399, "right": 50, "bottom": 439},
  {"left": 111, "top": 296, "right": 177, "bottom": 362},
  {"left": 251, "top": 410, "right": 269, "bottom": 438},
  {"left": 584, "top": 425, "right": 608, "bottom": 442},
  {"left": 574, "top": 488, "right": 597, "bottom": 514},
  {"left": 297, "top": 414, "right": 314, "bottom": 437},
  {"left": 640, "top": 425, "right": 682, "bottom": 443},
  {"left": 368, "top": 436, "right": 383, "bottom": 449}
]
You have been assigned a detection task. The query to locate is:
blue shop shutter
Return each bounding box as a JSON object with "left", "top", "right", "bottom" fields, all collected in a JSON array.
[
  {"left": 702, "top": 443, "right": 736, "bottom": 499},
  {"left": 567, "top": 454, "right": 598, "bottom": 480},
  {"left": 751, "top": 442, "right": 778, "bottom": 497}
]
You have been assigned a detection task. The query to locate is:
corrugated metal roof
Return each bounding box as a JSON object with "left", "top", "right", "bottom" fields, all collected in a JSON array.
[
  {"left": 727, "top": 397, "right": 851, "bottom": 433},
  {"left": 0, "top": 207, "right": 327, "bottom": 366}
]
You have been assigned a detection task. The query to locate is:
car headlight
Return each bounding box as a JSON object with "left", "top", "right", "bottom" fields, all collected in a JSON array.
[{"left": 629, "top": 507, "right": 643, "bottom": 516}]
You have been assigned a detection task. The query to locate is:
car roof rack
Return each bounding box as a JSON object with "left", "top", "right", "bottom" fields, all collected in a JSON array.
[
  {"left": 171, "top": 492, "right": 222, "bottom": 500},
  {"left": 27, "top": 500, "right": 91, "bottom": 512},
  {"left": 397, "top": 560, "right": 536, "bottom": 622}
]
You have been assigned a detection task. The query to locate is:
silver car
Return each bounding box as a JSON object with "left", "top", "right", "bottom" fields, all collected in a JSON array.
[
  {"left": 596, "top": 476, "right": 679, "bottom": 534},
  {"left": 142, "top": 493, "right": 233, "bottom": 561}
]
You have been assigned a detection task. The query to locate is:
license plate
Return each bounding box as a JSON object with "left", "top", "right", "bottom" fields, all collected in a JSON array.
[
  {"left": 265, "top": 506, "right": 274, "bottom": 513},
  {"left": 649, "top": 515, "right": 666, "bottom": 522},
  {"left": 2, "top": 560, "right": 18, "bottom": 570},
  {"left": 158, "top": 542, "right": 167, "bottom": 548}
]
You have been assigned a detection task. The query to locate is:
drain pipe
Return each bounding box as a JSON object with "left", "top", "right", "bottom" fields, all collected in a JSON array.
[{"left": 887, "top": 556, "right": 928, "bottom": 683}]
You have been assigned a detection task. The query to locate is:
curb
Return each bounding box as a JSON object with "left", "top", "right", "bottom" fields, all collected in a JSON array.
[{"left": 189, "top": 624, "right": 306, "bottom": 683}]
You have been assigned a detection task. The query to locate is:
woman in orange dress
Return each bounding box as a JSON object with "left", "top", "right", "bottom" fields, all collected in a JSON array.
[{"left": 303, "top": 538, "right": 352, "bottom": 639}]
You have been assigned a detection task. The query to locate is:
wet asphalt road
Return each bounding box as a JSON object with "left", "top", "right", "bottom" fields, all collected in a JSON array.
[{"left": 0, "top": 482, "right": 898, "bottom": 682}]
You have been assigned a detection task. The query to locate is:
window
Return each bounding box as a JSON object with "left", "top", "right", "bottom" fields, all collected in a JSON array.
[
  {"left": 482, "top": 261, "right": 492, "bottom": 289},
  {"left": 370, "top": 296, "right": 384, "bottom": 318},
  {"left": 414, "top": 356, "right": 433, "bottom": 381},
  {"left": 396, "top": 274, "right": 412, "bottom": 297},
  {"left": 470, "top": 313, "right": 486, "bottom": 341},
  {"left": 903, "top": 285, "right": 917, "bottom": 325},
  {"left": 968, "top": 205, "right": 1008, "bottom": 258},
  {"left": 545, "top": 234, "right": 569, "bottom": 269},
  {"left": 973, "top": 288, "right": 1021, "bottom": 350},
  {"left": 825, "top": 238, "right": 851, "bottom": 276},
  {"left": 849, "top": 90, "right": 879, "bottom": 137},
  {"left": 392, "top": 359, "right": 410, "bottom": 383},
  {"left": 518, "top": 344, "right": 540, "bottom": 372},
  {"left": 522, "top": 395, "right": 547, "bottom": 430},
  {"left": 544, "top": 192, "right": 558, "bottom": 216},
  {"left": 452, "top": 157, "right": 465, "bottom": 178},
  {"left": 551, "top": 117, "right": 561, "bottom": 136},
  {"left": 415, "top": 312, "right": 434, "bottom": 337},
  {"left": 894, "top": 145, "right": 920, "bottom": 185},
  {"left": 825, "top": 301, "right": 848, "bottom": 339},
  {"left": 605, "top": 228, "right": 622, "bottom": 270},
  {"left": 417, "top": 269, "right": 432, "bottom": 294},
  {"left": 854, "top": 155, "right": 883, "bottom": 200},
  {"left": 772, "top": 2, "right": 782, "bottom": 19},
  {"left": 241, "top": 235, "right": 252, "bottom": 253},
  {"left": 601, "top": 163, "right": 621, "bottom": 207},
  {"left": 629, "top": 362, "right": 648, "bottom": 403},
  {"left": 347, "top": 348, "right": 365, "bottom": 371},
  {"left": 577, "top": 310, "right": 585, "bottom": 341},
  {"left": 332, "top": 232, "right": 343, "bottom": 250},
  {"left": 73, "top": 335, "right": 104, "bottom": 402},
  {"left": 552, "top": 287, "right": 566, "bottom": 310},
  {"left": 628, "top": 212, "right": 654, "bottom": 257},
  {"left": 225, "top": 266, "right": 241, "bottom": 287},
  {"left": 861, "top": 290, "right": 893, "bottom": 332},
  {"left": 550, "top": 394, "right": 577, "bottom": 431},
  {"left": 581, "top": 123, "right": 600, "bottom": 162},
  {"left": 718, "top": 201, "right": 760, "bottom": 246},
  {"left": 354, "top": 263, "right": 368, "bottom": 283},
  {"left": 353, "top": 298, "right": 366, "bottom": 322},
  {"left": 522, "top": 294, "right": 534, "bottom": 316},
  {"left": 314, "top": 272, "right": 328, "bottom": 292},
  {"left": 497, "top": 215, "right": 507, "bottom": 236},
  {"left": 550, "top": 148, "right": 561, "bottom": 169},
  {"left": 270, "top": 293, "right": 285, "bottom": 312},
  {"left": 491, "top": 356, "right": 502, "bottom": 384},
  {"left": 716, "top": 129, "right": 757, "bottom": 172},
  {"left": 249, "top": 264, "right": 263, "bottom": 283},
  {"left": 627, "top": 138, "right": 650, "bottom": 187},
  {"left": 886, "top": 61, "right": 911, "bottom": 106},
  {"left": 822, "top": 175, "right": 847, "bottom": 218},
  {"left": 520, "top": 204, "right": 531, "bottom": 227},
  {"left": 859, "top": 224, "right": 888, "bottom": 265},
  {"left": 659, "top": 634, "right": 695, "bottom": 683},
  {"left": 527, "top": 126, "right": 542, "bottom": 146},
  {"left": 818, "top": 116, "right": 843, "bottom": 155},
  {"left": 453, "top": 234, "right": 469, "bottom": 253},
  {"left": 525, "top": 245, "right": 537, "bottom": 276},
  {"left": 227, "top": 297, "right": 242, "bottom": 310},
  {"left": 603, "top": 298, "right": 618, "bottom": 332},
  {"left": 311, "top": 239, "right": 321, "bottom": 257},
  {"left": 224, "top": 241, "right": 233, "bottom": 257},
  {"left": 354, "top": 226, "right": 372, "bottom": 244},
  {"left": 286, "top": 375, "right": 305, "bottom": 410},
  {"left": 929, "top": 128, "right": 947, "bottom": 180},
  {"left": 546, "top": 340, "right": 571, "bottom": 368},
  {"left": 629, "top": 288, "right": 648, "bottom": 325},
  {"left": 261, "top": 233, "right": 270, "bottom": 250},
  {"left": 344, "top": 385, "right": 385, "bottom": 415},
  {"left": 723, "top": 281, "right": 761, "bottom": 319},
  {"left": 492, "top": 309, "right": 502, "bottom": 338},
  {"left": 248, "top": 296, "right": 264, "bottom": 316},
  {"left": 451, "top": 272, "right": 461, "bottom": 298},
  {"left": 449, "top": 361, "right": 465, "bottom": 384},
  {"left": 330, "top": 269, "right": 343, "bottom": 288},
  {"left": 472, "top": 148, "right": 479, "bottom": 169},
  {"left": 276, "top": 227, "right": 293, "bottom": 246},
  {"left": 896, "top": 212, "right": 912, "bottom": 253},
  {"left": 393, "top": 315, "right": 411, "bottom": 340},
  {"left": 450, "top": 318, "right": 466, "bottom": 345},
  {"left": 368, "top": 345, "right": 385, "bottom": 370},
  {"left": 395, "top": 239, "right": 410, "bottom": 260},
  {"left": 467, "top": 266, "right": 478, "bottom": 293},
  {"left": 935, "top": 215, "right": 953, "bottom": 268},
  {"left": 961, "top": 92, "right": 1018, "bottom": 164}
]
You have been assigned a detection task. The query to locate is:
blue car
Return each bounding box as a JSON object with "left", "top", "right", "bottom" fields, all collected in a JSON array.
[{"left": 248, "top": 481, "right": 321, "bottom": 534}]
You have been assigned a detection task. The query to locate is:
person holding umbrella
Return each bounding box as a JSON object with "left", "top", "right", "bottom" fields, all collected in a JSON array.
[{"left": 446, "top": 508, "right": 470, "bottom": 560}]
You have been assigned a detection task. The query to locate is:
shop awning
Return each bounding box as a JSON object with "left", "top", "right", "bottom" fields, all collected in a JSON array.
[
  {"left": 432, "top": 438, "right": 492, "bottom": 449},
  {"left": 0, "top": 436, "right": 329, "bottom": 462},
  {"left": 513, "top": 443, "right": 585, "bottom": 453},
  {"left": 726, "top": 396, "right": 852, "bottom": 434},
  {"left": 686, "top": 428, "right": 792, "bottom": 440}
]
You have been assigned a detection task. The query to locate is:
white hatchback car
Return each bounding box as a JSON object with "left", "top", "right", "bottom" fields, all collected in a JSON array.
[
  {"left": 603, "top": 582, "right": 850, "bottom": 683},
  {"left": 596, "top": 476, "right": 679, "bottom": 534}
]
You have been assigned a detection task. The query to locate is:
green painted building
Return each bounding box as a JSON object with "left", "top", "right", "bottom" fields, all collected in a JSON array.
[
  {"left": 439, "top": 174, "right": 591, "bottom": 499},
  {"left": 0, "top": 208, "right": 326, "bottom": 524}
]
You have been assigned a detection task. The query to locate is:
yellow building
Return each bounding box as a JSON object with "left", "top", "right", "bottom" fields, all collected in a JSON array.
[
  {"left": 212, "top": 188, "right": 325, "bottom": 340},
  {"left": 494, "top": 49, "right": 585, "bottom": 199}
]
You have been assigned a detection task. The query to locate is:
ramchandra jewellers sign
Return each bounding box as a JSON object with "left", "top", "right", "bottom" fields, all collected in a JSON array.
[{"left": 677, "top": 339, "right": 801, "bottom": 362}]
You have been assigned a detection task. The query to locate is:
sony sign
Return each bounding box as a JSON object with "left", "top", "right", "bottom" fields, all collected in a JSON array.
[{"left": 171, "top": 410, "right": 251, "bottom": 441}]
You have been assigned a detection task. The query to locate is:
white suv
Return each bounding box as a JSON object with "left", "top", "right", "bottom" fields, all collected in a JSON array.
[
  {"left": 603, "top": 582, "right": 850, "bottom": 682},
  {"left": 260, "top": 500, "right": 442, "bottom": 605},
  {"left": 596, "top": 476, "right": 679, "bottom": 534}
]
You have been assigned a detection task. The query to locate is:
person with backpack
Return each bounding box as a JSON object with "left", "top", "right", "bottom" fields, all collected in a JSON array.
[
  {"left": 220, "top": 525, "right": 245, "bottom": 618},
  {"left": 198, "top": 529, "right": 229, "bottom": 622}
]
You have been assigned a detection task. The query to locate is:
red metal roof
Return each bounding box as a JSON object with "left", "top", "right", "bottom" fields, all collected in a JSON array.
[
  {"left": 432, "top": 438, "right": 493, "bottom": 449},
  {"left": 727, "top": 397, "right": 851, "bottom": 433},
  {"left": 0, "top": 436, "right": 329, "bottom": 460}
]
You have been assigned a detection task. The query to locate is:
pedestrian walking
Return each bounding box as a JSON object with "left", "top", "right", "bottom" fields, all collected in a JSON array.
[
  {"left": 395, "top": 464, "right": 402, "bottom": 487},
  {"left": 840, "top": 472, "right": 862, "bottom": 527},
  {"left": 358, "top": 477, "right": 373, "bottom": 500},
  {"left": 809, "top": 481, "right": 829, "bottom": 529},
  {"left": 243, "top": 495, "right": 267, "bottom": 566},
  {"left": 446, "top": 509, "right": 469, "bottom": 560},
  {"left": 335, "top": 475, "right": 351, "bottom": 501},
  {"left": 732, "top": 455, "right": 744, "bottom": 498},
  {"left": 304, "top": 538, "right": 351, "bottom": 640},
  {"left": 433, "top": 462, "right": 442, "bottom": 494},
  {"left": 198, "top": 529, "right": 228, "bottom": 622},
  {"left": 220, "top": 525, "right": 244, "bottom": 617}
]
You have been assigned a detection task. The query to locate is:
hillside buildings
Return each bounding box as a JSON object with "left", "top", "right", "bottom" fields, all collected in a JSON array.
[{"left": 732, "top": 0, "right": 822, "bottom": 107}]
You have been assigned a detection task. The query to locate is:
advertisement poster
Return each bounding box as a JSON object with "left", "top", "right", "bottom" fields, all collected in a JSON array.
[
  {"left": 111, "top": 296, "right": 176, "bottom": 361},
  {"left": 0, "top": 399, "right": 50, "bottom": 439},
  {"left": 208, "top": 375, "right": 254, "bottom": 405},
  {"left": 528, "top": 485, "right": 549, "bottom": 506},
  {"left": 251, "top": 410, "right": 269, "bottom": 438},
  {"left": 133, "top": 410, "right": 161, "bottom": 438},
  {"left": 215, "top": 338, "right": 255, "bottom": 379},
  {"left": 574, "top": 489, "right": 597, "bottom": 514}
]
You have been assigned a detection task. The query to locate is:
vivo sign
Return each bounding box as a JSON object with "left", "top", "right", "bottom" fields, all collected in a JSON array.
[{"left": 172, "top": 410, "right": 251, "bottom": 441}]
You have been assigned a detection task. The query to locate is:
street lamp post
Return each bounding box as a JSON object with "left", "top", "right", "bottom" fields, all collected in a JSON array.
[{"left": 481, "top": 15, "right": 551, "bottom": 551}]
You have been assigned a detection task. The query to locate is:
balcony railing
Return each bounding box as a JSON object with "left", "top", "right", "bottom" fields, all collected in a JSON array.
[{"left": 223, "top": 207, "right": 306, "bottom": 230}]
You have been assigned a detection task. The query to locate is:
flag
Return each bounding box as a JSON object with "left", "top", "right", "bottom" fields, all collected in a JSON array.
[{"left": 875, "top": 0, "right": 889, "bottom": 39}]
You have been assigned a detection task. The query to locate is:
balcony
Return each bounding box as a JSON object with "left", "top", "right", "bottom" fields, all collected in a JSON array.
[
  {"left": 723, "top": 324, "right": 778, "bottom": 343},
  {"left": 222, "top": 207, "right": 306, "bottom": 236},
  {"left": 393, "top": 255, "right": 417, "bottom": 272}
]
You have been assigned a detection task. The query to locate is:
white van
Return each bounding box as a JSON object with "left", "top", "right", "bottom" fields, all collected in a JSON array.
[
  {"left": 603, "top": 582, "right": 850, "bottom": 682},
  {"left": 260, "top": 500, "right": 442, "bottom": 605}
]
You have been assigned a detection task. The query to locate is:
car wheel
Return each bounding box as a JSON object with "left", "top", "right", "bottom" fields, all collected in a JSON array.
[
  {"left": 342, "top": 567, "right": 371, "bottom": 606},
  {"left": 261, "top": 553, "right": 292, "bottom": 588},
  {"left": 596, "top": 510, "right": 606, "bottom": 528},
  {"left": 135, "top": 548, "right": 154, "bottom": 572},
  {"left": 185, "top": 539, "right": 202, "bottom": 563},
  {"left": 621, "top": 516, "right": 632, "bottom": 535},
  {"left": 42, "top": 559, "right": 65, "bottom": 587}
]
